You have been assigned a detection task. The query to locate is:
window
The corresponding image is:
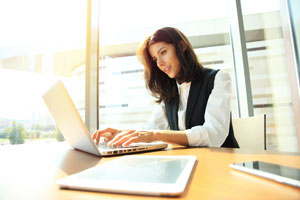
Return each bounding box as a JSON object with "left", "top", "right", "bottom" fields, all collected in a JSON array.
[
  {"left": 241, "top": 0, "right": 298, "bottom": 152},
  {"left": 0, "top": 0, "right": 86, "bottom": 145},
  {"left": 97, "top": 0, "right": 238, "bottom": 130}
]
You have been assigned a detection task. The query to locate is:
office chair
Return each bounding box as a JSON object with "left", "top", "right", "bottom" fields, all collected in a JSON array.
[{"left": 232, "top": 114, "right": 266, "bottom": 151}]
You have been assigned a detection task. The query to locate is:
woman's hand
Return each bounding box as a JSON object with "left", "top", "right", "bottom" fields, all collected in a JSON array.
[
  {"left": 92, "top": 128, "right": 123, "bottom": 144},
  {"left": 93, "top": 128, "right": 189, "bottom": 147},
  {"left": 92, "top": 128, "right": 156, "bottom": 147},
  {"left": 109, "top": 130, "right": 156, "bottom": 147}
]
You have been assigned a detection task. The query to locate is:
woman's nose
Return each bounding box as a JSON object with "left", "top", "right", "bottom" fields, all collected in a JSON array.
[{"left": 157, "top": 57, "right": 165, "bottom": 68}]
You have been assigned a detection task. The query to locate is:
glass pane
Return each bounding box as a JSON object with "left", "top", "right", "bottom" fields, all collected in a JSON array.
[
  {"left": 241, "top": 0, "right": 298, "bottom": 152},
  {"left": 0, "top": 0, "right": 86, "bottom": 145},
  {"left": 289, "top": 0, "right": 300, "bottom": 74},
  {"left": 98, "top": 0, "right": 238, "bottom": 130}
]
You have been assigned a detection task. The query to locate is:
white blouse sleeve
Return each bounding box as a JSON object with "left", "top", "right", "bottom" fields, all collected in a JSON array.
[
  {"left": 185, "top": 70, "right": 232, "bottom": 147},
  {"left": 144, "top": 102, "right": 170, "bottom": 130}
]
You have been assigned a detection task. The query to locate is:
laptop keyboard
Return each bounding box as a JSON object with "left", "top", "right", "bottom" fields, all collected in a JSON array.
[
  {"left": 97, "top": 142, "right": 133, "bottom": 149},
  {"left": 96, "top": 141, "right": 156, "bottom": 149},
  {"left": 96, "top": 141, "right": 166, "bottom": 155}
]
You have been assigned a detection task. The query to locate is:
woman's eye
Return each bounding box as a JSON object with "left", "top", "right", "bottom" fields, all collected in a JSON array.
[{"left": 160, "top": 50, "right": 166, "bottom": 55}]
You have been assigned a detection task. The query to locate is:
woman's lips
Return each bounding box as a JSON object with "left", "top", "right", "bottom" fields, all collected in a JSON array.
[{"left": 164, "top": 66, "right": 170, "bottom": 74}]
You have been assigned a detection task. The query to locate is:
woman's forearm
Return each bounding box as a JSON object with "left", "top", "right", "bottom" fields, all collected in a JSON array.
[{"left": 154, "top": 130, "right": 189, "bottom": 146}]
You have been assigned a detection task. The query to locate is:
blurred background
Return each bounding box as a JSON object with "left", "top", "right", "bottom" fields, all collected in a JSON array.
[{"left": 0, "top": 0, "right": 299, "bottom": 152}]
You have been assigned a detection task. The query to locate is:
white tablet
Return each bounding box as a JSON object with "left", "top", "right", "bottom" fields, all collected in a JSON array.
[
  {"left": 230, "top": 160, "right": 300, "bottom": 188},
  {"left": 57, "top": 155, "right": 196, "bottom": 197}
]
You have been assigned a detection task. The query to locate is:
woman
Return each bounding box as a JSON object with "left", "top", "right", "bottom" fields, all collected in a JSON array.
[{"left": 93, "top": 27, "right": 239, "bottom": 148}]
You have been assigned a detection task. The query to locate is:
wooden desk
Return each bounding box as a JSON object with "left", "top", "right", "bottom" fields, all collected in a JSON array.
[{"left": 0, "top": 142, "right": 299, "bottom": 200}]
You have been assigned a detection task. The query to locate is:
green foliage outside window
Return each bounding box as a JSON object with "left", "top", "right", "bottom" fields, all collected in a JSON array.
[{"left": 8, "top": 121, "right": 26, "bottom": 145}]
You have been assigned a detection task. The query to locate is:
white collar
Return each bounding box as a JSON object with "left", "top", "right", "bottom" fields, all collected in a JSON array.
[{"left": 176, "top": 82, "right": 191, "bottom": 95}]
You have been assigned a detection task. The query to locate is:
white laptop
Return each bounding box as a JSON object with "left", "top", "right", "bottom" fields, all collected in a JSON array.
[
  {"left": 42, "top": 80, "right": 167, "bottom": 156},
  {"left": 57, "top": 155, "right": 196, "bottom": 196}
]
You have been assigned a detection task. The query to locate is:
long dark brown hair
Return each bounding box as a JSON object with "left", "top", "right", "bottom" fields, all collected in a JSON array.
[{"left": 136, "top": 27, "right": 203, "bottom": 103}]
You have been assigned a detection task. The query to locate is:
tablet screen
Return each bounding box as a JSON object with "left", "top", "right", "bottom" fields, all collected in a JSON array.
[
  {"left": 231, "top": 161, "right": 300, "bottom": 188},
  {"left": 233, "top": 161, "right": 300, "bottom": 181},
  {"left": 76, "top": 156, "right": 189, "bottom": 184}
]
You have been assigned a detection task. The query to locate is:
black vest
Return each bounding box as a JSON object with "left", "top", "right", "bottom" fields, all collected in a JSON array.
[{"left": 165, "top": 68, "right": 239, "bottom": 148}]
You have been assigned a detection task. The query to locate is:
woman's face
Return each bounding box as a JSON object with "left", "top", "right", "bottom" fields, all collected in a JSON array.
[{"left": 148, "top": 42, "right": 181, "bottom": 79}]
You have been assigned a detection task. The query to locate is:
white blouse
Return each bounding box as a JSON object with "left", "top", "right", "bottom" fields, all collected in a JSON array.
[{"left": 144, "top": 70, "right": 232, "bottom": 147}]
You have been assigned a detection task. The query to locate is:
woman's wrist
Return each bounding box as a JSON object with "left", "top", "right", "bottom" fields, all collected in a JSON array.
[
  {"left": 152, "top": 130, "right": 189, "bottom": 146},
  {"left": 153, "top": 130, "right": 161, "bottom": 142}
]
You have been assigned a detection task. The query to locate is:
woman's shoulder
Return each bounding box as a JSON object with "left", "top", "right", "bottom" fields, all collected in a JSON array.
[
  {"left": 201, "top": 68, "right": 230, "bottom": 80},
  {"left": 195, "top": 67, "right": 219, "bottom": 81},
  {"left": 193, "top": 68, "right": 231, "bottom": 88},
  {"left": 202, "top": 67, "right": 219, "bottom": 76},
  {"left": 214, "top": 69, "right": 231, "bottom": 81}
]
